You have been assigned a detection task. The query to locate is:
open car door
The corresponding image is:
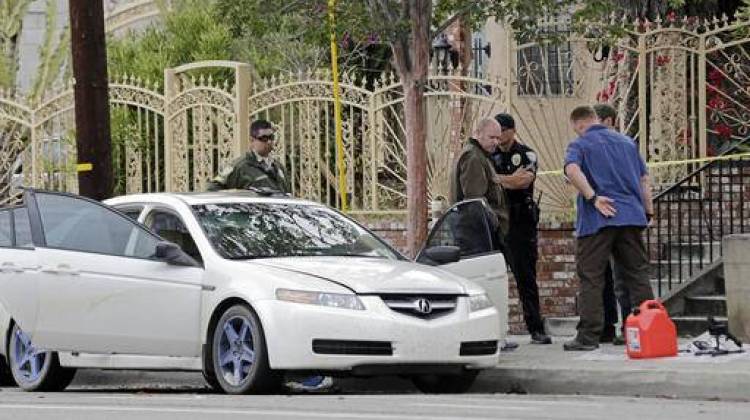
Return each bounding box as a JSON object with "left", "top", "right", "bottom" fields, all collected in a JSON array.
[{"left": 416, "top": 199, "right": 508, "bottom": 338}]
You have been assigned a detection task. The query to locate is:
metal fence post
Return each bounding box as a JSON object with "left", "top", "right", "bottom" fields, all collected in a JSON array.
[
  {"left": 638, "top": 31, "right": 648, "bottom": 158},
  {"left": 697, "top": 34, "right": 707, "bottom": 159},
  {"left": 163, "top": 68, "right": 176, "bottom": 191},
  {"left": 234, "top": 63, "right": 251, "bottom": 158}
]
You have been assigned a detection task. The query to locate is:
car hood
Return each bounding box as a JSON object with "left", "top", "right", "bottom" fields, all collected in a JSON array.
[{"left": 251, "top": 257, "right": 468, "bottom": 295}]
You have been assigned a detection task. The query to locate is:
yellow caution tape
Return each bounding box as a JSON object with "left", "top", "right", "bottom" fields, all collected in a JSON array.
[
  {"left": 76, "top": 163, "right": 93, "bottom": 172},
  {"left": 538, "top": 152, "right": 750, "bottom": 176}
]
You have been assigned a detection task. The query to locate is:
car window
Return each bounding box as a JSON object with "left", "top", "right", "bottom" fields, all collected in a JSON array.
[
  {"left": 12, "top": 208, "right": 33, "bottom": 249},
  {"left": 0, "top": 210, "right": 11, "bottom": 247},
  {"left": 425, "top": 200, "right": 495, "bottom": 258},
  {"left": 35, "top": 193, "right": 161, "bottom": 258},
  {"left": 145, "top": 210, "right": 203, "bottom": 264}
]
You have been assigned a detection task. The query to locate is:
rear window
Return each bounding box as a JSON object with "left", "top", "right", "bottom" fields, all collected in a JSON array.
[
  {"left": 0, "top": 210, "right": 11, "bottom": 247},
  {"left": 13, "top": 208, "right": 33, "bottom": 248},
  {"left": 0, "top": 207, "right": 34, "bottom": 248}
]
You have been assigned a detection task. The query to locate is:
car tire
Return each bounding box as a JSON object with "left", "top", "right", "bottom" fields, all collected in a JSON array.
[
  {"left": 412, "top": 370, "right": 479, "bottom": 394},
  {"left": 201, "top": 365, "right": 222, "bottom": 393},
  {"left": 0, "top": 356, "right": 16, "bottom": 387},
  {"left": 8, "top": 324, "right": 76, "bottom": 392},
  {"left": 209, "top": 304, "right": 281, "bottom": 394}
]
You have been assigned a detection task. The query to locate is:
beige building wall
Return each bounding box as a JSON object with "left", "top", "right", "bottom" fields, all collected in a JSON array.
[{"left": 479, "top": 18, "right": 609, "bottom": 220}]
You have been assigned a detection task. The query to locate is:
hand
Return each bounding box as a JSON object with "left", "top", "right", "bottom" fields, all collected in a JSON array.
[{"left": 594, "top": 196, "right": 617, "bottom": 217}]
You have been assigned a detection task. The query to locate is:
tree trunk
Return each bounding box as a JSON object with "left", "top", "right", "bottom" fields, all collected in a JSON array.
[
  {"left": 390, "top": 0, "right": 431, "bottom": 257},
  {"left": 69, "top": 0, "right": 112, "bottom": 200},
  {"left": 402, "top": 74, "right": 429, "bottom": 257}
]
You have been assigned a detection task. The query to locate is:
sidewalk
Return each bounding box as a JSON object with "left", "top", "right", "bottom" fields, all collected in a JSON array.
[
  {"left": 475, "top": 334, "right": 750, "bottom": 401},
  {"left": 56, "top": 335, "right": 750, "bottom": 400}
]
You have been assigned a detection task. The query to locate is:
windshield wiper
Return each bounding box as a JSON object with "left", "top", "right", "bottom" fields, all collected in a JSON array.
[
  {"left": 224, "top": 255, "right": 272, "bottom": 260},
  {"left": 321, "top": 253, "right": 388, "bottom": 259}
]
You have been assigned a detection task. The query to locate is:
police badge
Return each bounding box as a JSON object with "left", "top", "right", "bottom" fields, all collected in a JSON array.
[{"left": 511, "top": 153, "right": 522, "bottom": 166}]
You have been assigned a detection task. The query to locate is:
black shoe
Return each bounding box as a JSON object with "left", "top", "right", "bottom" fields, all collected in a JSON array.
[
  {"left": 599, "top": 325, "right": 616, "bottom": 343},
  {"left": 530, "top": 332, "right": 552, "bottom": 345},
  {"left": 563, "top": 339, "right": 599, "bottom": 351},
  {"left": 500, "top": 340, "right": 519, "bottom": 352},
  {"left": 612, "top": 335, "right": 626, "bottom": 346}
]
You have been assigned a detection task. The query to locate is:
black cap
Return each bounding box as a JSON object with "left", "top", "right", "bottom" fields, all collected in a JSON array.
[{"left": 494, "top": 113, "right": 515, "bottom": 130}]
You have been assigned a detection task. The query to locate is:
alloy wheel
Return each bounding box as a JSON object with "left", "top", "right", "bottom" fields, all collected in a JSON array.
[
  {"left": 12, "top": 328, "right": 47, "bottom": 384},
  {"left": 217, "top": 315, "right": 256, "bottom": 386}
]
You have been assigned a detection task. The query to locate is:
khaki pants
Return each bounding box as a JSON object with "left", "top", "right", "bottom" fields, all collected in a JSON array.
[{"left": 575, "top": 226, "right": 654, "bottom": 345}]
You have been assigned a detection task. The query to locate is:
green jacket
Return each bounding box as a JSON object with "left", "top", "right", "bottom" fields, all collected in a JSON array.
[
  {"left": 450, "top": 138, "right": 509, "bottom": 235},
  {"left": 207, "top": 152, "right": 291, "bottom": 193}
]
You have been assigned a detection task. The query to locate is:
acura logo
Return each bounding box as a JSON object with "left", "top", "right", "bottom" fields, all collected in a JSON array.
[{"left": 414, "top": 298, "right": 432, "bottom": 314}]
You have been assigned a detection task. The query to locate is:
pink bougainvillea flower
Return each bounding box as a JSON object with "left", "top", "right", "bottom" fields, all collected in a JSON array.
[
  {"left": 714, "top": 123, "right": 732, "bottom": 138},
  {"left": 612, "top": 51, "right": 626, "bottom": 63},
  {"left": 708, "top": 97, "right": 727, "bottom": 110},
  {"left": 656, "top": 55, "right": 672, "bottom": 66},
  {"left": 340, "top": 31, "right": 351, "bottom": 49},
  {"left": 708, "top": 69, "right": 724, "bottom": 84}
]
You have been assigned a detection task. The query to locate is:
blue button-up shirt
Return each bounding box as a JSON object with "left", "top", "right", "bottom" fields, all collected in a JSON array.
[{"left": 564, "top": 125, "right": 648, "bottom": 238}]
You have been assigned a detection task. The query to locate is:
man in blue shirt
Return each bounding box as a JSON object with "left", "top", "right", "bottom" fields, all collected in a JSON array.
[{"left": 562, "top": 105, "right": 655, "bottom": 351}]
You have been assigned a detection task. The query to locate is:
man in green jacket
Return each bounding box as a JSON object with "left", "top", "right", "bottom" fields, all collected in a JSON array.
[
  {"left": 450, "top": 117, "right": 509, "bottom": 236},
  {"left": 207, "top": 119, "right": 290, "bottom": 193}
]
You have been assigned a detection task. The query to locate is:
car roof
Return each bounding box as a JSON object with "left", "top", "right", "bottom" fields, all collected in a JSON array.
[{"left": 104, "top": 191, "right": 323, "bottom": 207}]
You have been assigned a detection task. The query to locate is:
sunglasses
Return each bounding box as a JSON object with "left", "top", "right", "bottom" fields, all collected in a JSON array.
[{"left": 255, "top": 134, "right": 275, "bottom": 142}]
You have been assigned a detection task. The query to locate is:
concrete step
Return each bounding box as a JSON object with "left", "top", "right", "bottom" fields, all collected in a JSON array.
[
  {"left": 650, "top": 259, "right": 714, "bottom": 280},
  {"left": 672, "top": 316, "right": 728, "bottom": 337},
  {"left": 544, "top": 316, "right": 578, "bottom": 337},
  {"left": 683, "top": 295, "right": 727, "bottom": 317},
  {"left": 650, "top": 266, "right": 725, "bottom": 298},
  {"left": 665, "top": 241, "right": 721, "bottom": 260}
]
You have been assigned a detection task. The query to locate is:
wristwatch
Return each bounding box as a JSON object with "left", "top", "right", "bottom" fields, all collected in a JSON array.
[{"left": 586, "top": 193, "right": 597, "bottom": 204}]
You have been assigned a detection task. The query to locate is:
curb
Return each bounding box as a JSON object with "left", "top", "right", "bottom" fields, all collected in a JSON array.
[{"left": 473, "top": 365, "right": 750, "bottom": 401}]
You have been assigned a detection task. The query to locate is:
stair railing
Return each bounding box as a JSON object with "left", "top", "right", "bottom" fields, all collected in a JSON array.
[{"left": 648, "top": 138, "right": 750, "bottom": 297}]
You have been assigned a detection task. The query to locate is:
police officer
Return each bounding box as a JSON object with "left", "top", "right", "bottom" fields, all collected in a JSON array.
[
  {"left": 207, "top": 119, "right": 290, "bottom": 193},
  {"left": 491, "top": 113, "right": 552, "bottom": 345}
]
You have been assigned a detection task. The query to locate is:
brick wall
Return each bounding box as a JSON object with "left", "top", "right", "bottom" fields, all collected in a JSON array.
[{"left": 357, "top": 217, "right": 579, "bottom": 334}]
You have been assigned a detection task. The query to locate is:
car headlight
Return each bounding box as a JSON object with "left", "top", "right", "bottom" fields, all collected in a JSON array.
[
  {"left": 468, "top": 293, "right": 494, "bottom": 312},
  {"left": 276, "top": 288, "right": 365, "bottom": 310}
]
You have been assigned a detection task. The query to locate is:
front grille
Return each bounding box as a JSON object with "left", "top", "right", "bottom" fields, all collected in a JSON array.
[
  {"left": 380, "top": 294, "right": 458, "bottom": 319},
  {"left": 460, "top": 340, "right": 498, "bottom": 356},
  {"left": 312, "top": 339, "right": 393, "bottom": 355}
]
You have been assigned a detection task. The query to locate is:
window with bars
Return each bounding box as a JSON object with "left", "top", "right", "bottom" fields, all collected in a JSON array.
[{"left": 516, "top": 22, "right": 574, "bottom": 96}]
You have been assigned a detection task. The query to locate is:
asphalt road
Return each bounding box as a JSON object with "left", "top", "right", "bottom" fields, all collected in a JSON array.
[{"left": 0, "top": 371, "right": 748, "bottom": 420}]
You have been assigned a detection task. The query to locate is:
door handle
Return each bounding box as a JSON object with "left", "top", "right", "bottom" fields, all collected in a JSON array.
[{"left": 41, "top": 264, "right": 80, "bottom": 276}]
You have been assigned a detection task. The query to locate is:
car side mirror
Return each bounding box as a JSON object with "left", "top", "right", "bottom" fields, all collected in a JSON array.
[
  {"left": 155, "top": 241, "right": 198, "bottom": 267},
  {"left": 419, "top": 246, "right": 461, "bottom": 266}
]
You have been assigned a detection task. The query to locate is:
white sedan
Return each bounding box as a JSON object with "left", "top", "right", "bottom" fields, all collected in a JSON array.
[{"left": 0, "top": 189, "right": 508, "bottom": 394}]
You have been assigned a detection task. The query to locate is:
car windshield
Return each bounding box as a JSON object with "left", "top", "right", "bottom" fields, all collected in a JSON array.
[{"left": 192, "top": 202, "right": 401, "bottom": 260}]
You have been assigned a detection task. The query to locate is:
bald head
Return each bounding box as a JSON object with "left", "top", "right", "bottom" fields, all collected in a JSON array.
[{"left": 473, "top": 117, "right": 502, "bottom": 153}]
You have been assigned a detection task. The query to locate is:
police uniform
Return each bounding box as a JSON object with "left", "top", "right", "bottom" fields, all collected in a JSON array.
[
  {"left": 491, "top": 142, "right": 545, "bottom": 336},
  {"left": 207, "top": 151, "right": 290, "bottom": 193}
]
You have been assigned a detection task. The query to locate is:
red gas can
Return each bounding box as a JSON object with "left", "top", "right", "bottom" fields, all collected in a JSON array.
[{"left": 625, "top": 300, "right": 678, "bottom": 359}]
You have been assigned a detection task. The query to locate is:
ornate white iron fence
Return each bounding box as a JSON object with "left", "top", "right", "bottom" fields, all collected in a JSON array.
[{"left": 1, "top": 17, "right": 749, "bottom": 218}]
